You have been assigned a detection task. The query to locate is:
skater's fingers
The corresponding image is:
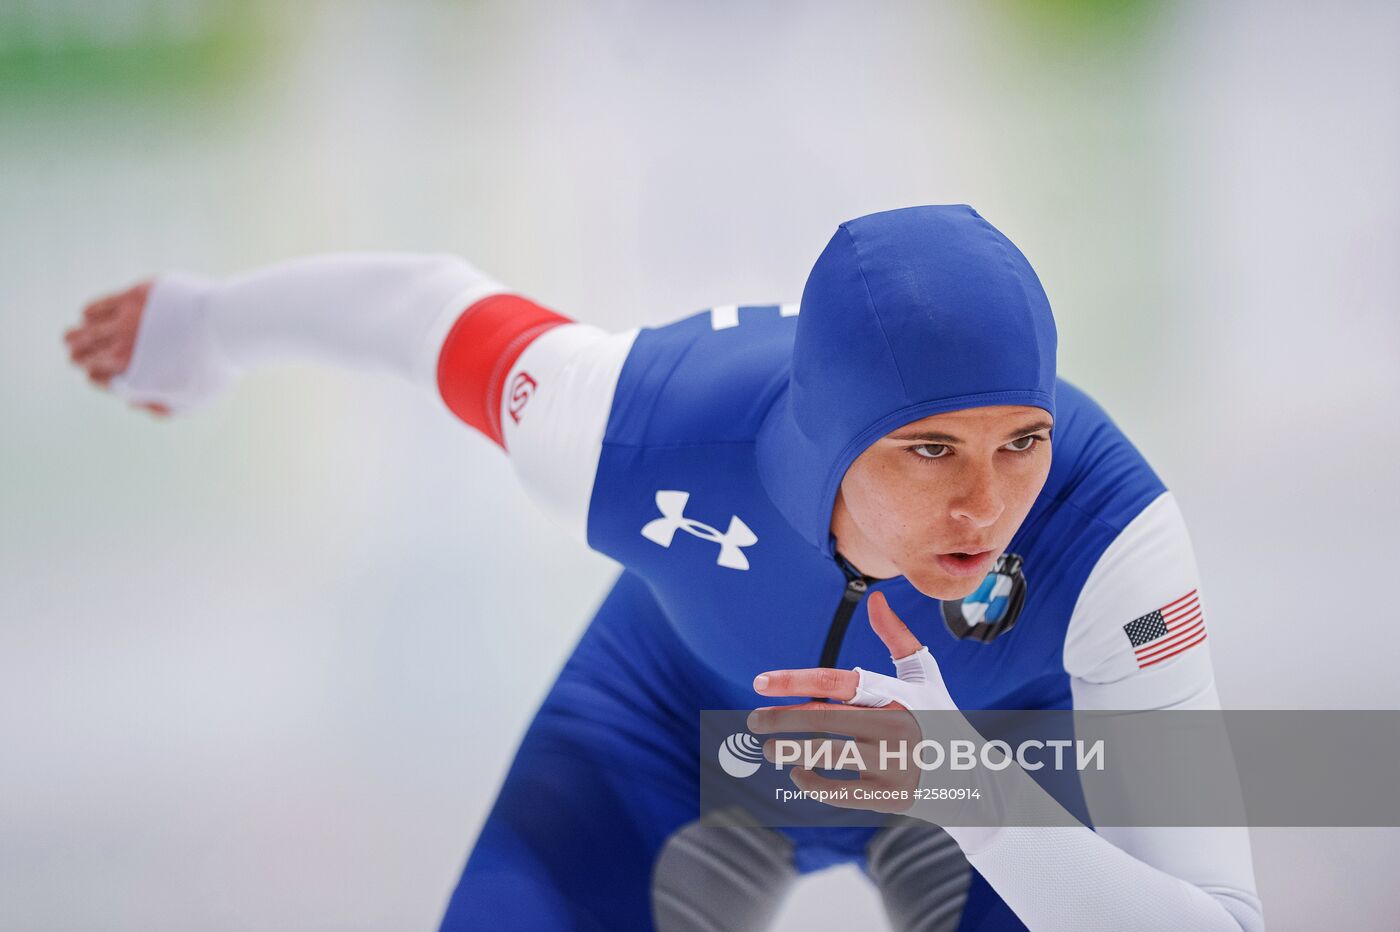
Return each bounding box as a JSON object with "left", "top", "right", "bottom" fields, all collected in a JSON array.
[{"left": 754, "top": 666, "right": 859, "bottom": 701}]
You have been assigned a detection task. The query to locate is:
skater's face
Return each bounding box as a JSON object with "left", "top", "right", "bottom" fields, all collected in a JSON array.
[{"left": 831, "top": 405, "right": 1052, "bottom": 600}]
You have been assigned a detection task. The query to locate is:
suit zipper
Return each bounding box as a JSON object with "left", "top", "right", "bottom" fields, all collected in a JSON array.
[{"left": 818, "top": 557, "right": 871, "bottom": 668}]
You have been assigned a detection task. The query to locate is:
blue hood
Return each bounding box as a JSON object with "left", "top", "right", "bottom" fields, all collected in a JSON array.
[{"left": 756, "top": 204, "right": 1058, "bottom": 556}]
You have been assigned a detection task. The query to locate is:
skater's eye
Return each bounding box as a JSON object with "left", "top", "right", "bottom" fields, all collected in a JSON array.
[
  {"left": 906, "top": 434, "right": 1047, "bottom": 463},
  {"left": 908, "top": 443, "right": 950, "bottom": 461}
]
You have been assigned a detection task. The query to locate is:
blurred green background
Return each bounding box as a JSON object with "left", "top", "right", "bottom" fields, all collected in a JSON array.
[{"left": 3, "top": 1, "right": 1397, "bottom": 929}]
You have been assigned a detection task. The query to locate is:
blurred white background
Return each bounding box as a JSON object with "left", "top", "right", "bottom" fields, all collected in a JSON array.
[{"left": 2, "top": 0, "right": 1397, "bottom": 929}]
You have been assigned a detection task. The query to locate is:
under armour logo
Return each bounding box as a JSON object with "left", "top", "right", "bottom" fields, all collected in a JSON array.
[{"left": 641, "top": 490, "right": 757, "bottom": 570}]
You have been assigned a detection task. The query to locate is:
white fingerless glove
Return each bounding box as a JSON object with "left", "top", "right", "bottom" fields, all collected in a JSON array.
[
  {"left": 847, "top": 646, "right": 959, "bottom": 712},
  {"left": 846, "top": 647, "right": 1021, "bottom": 854},
  {"left": 109, "top": 273, "right": 236, "bottom": 413}
]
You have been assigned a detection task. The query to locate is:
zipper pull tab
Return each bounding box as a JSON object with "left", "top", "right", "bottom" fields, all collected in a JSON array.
[{"left": 844, "top": 577, "right": 868, "bottom": 601}]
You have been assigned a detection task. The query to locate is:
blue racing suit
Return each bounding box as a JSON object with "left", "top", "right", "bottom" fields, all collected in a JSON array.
[
  {"left": 113, "top": 205, "right": 1263, "bottom": 931},
  {"left": 433, "top": 207, "right": 1260, "bottom": 930}
]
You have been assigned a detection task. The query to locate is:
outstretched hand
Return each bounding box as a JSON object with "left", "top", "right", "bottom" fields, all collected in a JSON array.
[
  {"left": 748, "top": 590, "right": 963, "bottom": 813},
  {"left": 751, "top": 590, "right": 925, "bottom": 710},
  {"left": 64, "top": 280, "right": 169, "bottom": 416}
]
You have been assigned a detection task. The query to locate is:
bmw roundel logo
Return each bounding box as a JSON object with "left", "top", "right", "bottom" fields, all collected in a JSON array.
[{"left": 941, "top": 553, "right": 1027, "bottom": 643}]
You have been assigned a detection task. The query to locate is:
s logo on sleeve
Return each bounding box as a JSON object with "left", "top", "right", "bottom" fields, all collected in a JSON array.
[{"left": 506, "top": 371, "right": 537, "bottom": 424}]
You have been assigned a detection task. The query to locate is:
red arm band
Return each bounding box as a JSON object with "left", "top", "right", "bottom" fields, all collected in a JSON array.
[{"left": 435, "top": 294, "right": 571, "bottom": 447}]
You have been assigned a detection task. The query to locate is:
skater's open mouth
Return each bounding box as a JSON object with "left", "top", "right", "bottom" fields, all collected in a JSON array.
[{"left": 934, "top": 550, "right": 994, "bottom": 577}]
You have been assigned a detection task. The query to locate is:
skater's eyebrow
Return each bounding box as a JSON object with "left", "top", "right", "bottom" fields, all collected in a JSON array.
[{"left": 888, "top": 421, "right": 1053, "bottom": 444}]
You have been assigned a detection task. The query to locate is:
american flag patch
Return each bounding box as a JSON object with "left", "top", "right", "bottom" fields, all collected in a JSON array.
[{"left": 1122, "top": 589, "right": 1206, "bottom": 669}]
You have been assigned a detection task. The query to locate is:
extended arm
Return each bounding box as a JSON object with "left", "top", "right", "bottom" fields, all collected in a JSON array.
[
  {"left": 68, "top": 252, "right": 637, "bottom": 539},
  {"left": 102, "top": 253, "right": 510, "bottom": 411}
]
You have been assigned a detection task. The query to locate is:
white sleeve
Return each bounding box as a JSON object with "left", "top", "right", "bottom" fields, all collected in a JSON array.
[
  {"left": 493, "top": 322, "right": 638, "bottom": 543},
  {"left": 109, "top": 253, "right": 504, "bottom": 412},
  {"left": 949, "top": 491, "right": 1264, "bottom": 930},
  {"left": 111, "top": 251, "right": 637, "bottom": 548}
]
